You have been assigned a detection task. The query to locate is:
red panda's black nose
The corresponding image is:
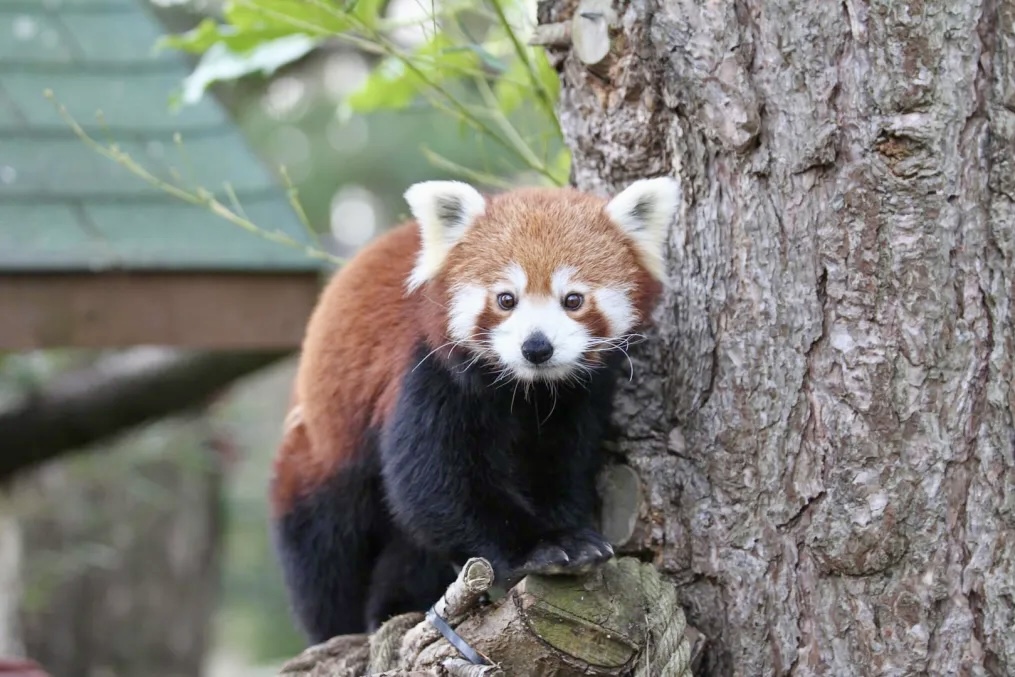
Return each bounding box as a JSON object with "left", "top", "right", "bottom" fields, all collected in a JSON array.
[{"left": 521, "top": 333, "right": 554, "bottom": 365}]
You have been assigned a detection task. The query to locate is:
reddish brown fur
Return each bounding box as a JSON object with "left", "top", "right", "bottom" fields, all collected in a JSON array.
[
  {"left": 444, "top": 187, "right": 657, "bottom": 320},
  {"left": 271, "top": 187, "right": 662, "bottom": 512},
  {"left": 582, "top": 301, "right": 613, "bottom": 350},
  {"left": 271, "top": 224, "right": 442, "bottom": 511},
  {"left": 271, "top": 406, "right": 312, "bottom": 518}
]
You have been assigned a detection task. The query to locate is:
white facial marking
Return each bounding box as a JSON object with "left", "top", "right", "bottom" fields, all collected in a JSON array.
[
  {"left": 551, "top": 266, "right": 574, "bottom": 293},
  {"left": 594, "top": 287, "right": 637, "bottom": 335},
  {"left": 504, "top": 262, "right": 527, "bottom": 292},
  {"left": 458, "top": 265, "right": 636, "bottom": 383},
  {"left": 448, "top": 284, "right": 486, "bottom": 344},
  {"left": 491, "top": 297, "right": 590, "bottom": 382},
  {"left": 551, "top": 266, "right": 584, "bottom": 298}
]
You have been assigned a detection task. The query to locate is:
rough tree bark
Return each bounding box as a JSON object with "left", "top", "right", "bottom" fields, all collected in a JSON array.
[{"left": 538, "top": 0, "right": 1015, "bottom": 675}]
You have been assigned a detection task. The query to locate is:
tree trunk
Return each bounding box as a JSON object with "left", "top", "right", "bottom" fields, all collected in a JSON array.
[
  {"left": 0, "top": 511, "right": 24, "bottom": 657},
  {"left": 15, "top": 417, "right": 223, "bottom": 677},
  {"left": 538, "top": 0, "right": 1015, "bottom": 675}
]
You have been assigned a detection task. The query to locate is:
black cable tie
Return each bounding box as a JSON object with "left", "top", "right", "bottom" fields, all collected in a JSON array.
[{"left": 426, "top": 605, "right": 490, "bottom": 666}]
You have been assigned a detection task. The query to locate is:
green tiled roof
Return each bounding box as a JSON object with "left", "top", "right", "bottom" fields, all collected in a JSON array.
[{"left": 0, "top": 0, "right": 323, "bottom": 273}]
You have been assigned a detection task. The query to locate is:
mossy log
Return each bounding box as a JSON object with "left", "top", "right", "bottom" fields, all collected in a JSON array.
[{"left": 279, "top": 557, "right": 704, "bottom": 677}]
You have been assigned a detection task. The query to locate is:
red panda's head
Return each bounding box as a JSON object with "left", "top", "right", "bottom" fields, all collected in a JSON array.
[{"left": 404, "top": 178, "right": 678, "bottom": 383}]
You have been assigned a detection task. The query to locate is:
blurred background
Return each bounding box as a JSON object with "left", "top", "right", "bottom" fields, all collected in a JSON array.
[{"left": 0, "top": 0, "right": 564, "bottom": 674}]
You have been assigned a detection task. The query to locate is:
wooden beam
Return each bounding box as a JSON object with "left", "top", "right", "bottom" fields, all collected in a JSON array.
[{"left": 0, "top": 272, "right": 322, "bottom": 350}]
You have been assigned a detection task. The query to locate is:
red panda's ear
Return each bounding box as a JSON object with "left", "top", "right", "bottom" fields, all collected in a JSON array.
[
  {"left": 404, "top": 181, "right": 486, "bottom": 292},
  {"left": 605, "top": 176, "right": 680, "bottom": 280}
]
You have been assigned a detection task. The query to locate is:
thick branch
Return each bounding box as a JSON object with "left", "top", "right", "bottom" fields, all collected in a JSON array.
[
  {"left": 281, "top": 557, "right": 705, "bottom": 677},
  {"left": 0, "top": 348, "right": 287, "bottom": 479}
]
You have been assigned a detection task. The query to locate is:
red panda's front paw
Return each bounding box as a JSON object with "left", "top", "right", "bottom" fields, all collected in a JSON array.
[{"left": 515, "top": 529, "right": 614, "bottom": 576}]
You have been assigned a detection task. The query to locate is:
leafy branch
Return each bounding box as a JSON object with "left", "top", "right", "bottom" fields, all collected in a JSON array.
[
  {"left": 50, "top": 0, "right": 567, "bottom": 271},
  {"left": 160, "top": 0, "right": 569, "bottom": 187}
]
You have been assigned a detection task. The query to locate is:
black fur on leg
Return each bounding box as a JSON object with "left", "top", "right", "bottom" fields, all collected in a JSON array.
[
  {"left": 365, "top": 533, "right": 456, "bottom": 632},
  {"left": 273, "top": 450, "right": 385, "bottom": 642}
]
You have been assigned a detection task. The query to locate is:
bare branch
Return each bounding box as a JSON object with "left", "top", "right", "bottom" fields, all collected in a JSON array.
[{"left": 0, "top": 348, "right": 287, "bottom": 479}]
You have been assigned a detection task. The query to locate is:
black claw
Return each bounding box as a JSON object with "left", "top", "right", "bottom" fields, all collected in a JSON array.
[
  {"left": 515, "top": 529, "right": 615, "bottom": 577},
  {"left": 519, "top": 544, "right": 571, "bottom": 574}
]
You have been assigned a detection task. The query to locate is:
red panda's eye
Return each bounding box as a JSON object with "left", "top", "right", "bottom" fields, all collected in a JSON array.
[
  {"left": 563, "top": 293, "right": 584, "bottom": 311},
  {"left": 497, "top": 293, "right": 517, "bottom": 310}
]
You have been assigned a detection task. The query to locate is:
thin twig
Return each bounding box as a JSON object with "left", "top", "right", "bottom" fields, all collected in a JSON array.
[
  {"left": 421, "top": 146, "right": 516, "bottom": 188},
  {"left": 473, "top": 76, "right": 551, "bottom": 178},
  {"left": 487, "top": 0, "right": 561, "bottom": 137},
  {"left": 222, "top": 181, "right": 251, "bottom": 221},
  {"left": 280, "top": 165, "right": 324, "bottom": 250},
  {"left": 45, "top": 90, "right": 343, "bottom": 267}
]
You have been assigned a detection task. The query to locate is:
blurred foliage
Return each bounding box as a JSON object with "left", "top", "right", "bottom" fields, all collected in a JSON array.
[
  {"left": 159, "top": 0, "right": 568, "bottom": 186},
  {"left": 162, "top": 0, "right": 388, "bottom": 53}
]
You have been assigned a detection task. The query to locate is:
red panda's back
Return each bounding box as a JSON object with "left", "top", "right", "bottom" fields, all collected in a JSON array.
[{"left": 271, "top": 223, "right": 423, "bottom": 512}]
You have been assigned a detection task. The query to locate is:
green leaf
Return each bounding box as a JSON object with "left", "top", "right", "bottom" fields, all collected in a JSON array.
[
  {"left": 157, "top": 19, "right": 225, "bottom": 54},
  {"left": 345, "top": 58, "right": 417, "bottom": 111},
  {"left": 491, "top": 43, "right": 559, "bottom": 116},
  {"left": 532, "top": 49, "right": 560, "bottom": 103},
  {"left": 492, "top": 58, "right": 527, "bottom": 115},
  {"left": 159, "top": 0, "right": 386, "bottom": 58},
  {"left": 550, "top": 146, "right": 571, "bottom": 186},
  {"left": 463, "top": 44, "right": 508, "bottom": 73},
  {"left": 178, "top": 35, "right": 319, "bottom": 105},
  {"left": 157, "top": 18, "right": 291, "bottom": 55},
  {"left": 224, "top": 0, "right": 383, "bottom": 36},
  {"left": 345, "top": 34, "right": 480, "bottom": 113}
]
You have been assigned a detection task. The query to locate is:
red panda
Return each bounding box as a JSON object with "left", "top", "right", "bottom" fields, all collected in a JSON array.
[{"left": 271, "top": 177, "right": 678, "bottom": 642}]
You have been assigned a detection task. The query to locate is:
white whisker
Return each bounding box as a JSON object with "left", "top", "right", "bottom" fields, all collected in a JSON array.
[
  {"left": 412, "top": 340, "right": 455, "bottom": 372},
  {"left": 540, "top": 383, "right": 559, "bottom": 425}
]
